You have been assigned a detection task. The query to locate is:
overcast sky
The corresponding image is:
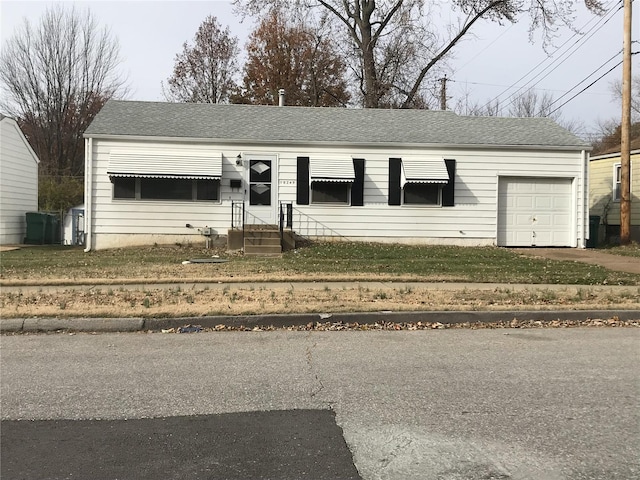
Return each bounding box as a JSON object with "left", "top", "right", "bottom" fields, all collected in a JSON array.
[{"left": 1, "top": 0, "right": 636, "bottom": 139}]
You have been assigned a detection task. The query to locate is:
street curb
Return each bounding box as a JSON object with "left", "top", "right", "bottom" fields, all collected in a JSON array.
[
  {"left": 2, "top": 310, "right": 639, "bottom": 333},
  {"left": 1, "top": 318, "right": 144, "bottom": 333}
]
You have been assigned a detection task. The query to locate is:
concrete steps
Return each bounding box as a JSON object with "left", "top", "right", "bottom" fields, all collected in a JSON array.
[{"left": 243, "top": 225, "right": 282, "bottom": 256}]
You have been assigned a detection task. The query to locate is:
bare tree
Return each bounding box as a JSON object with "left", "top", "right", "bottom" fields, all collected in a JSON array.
[
  {"left": 234, "top": 11, "right": 350, "bottom": 107},
  {"left": 508, "top": 88, "right": 557, "bottom": 117},
  {"left": 234, "top": 0, "right": 605, "bottom": 108},
  {"left": 0, "top": 4, "right": 127, "bottom": 178},
  {"left": 609, "top": 74, "right": 640, "bottom": 120},
  {"left": 455, "top": 87, "right": 584, "bottom": 135},
  {"left": 164, "top": 16, "right": 240, "bottom": 104}
]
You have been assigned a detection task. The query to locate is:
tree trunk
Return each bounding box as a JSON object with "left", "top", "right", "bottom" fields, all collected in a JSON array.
[{"left": 359, "top": 1, "right": 378, "bottom": 108}]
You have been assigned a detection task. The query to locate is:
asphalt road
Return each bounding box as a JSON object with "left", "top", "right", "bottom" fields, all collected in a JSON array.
[
  {"left": 2, "top": 328, "right": 639, "bottom": 479},
  {"left": 2, "top": 410, "right": 360, "bottom": 480}
]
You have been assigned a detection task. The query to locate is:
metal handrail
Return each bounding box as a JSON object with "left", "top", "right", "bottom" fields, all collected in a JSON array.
[{"left": 279, "top": 202, "right": 293, "bottom": 251}]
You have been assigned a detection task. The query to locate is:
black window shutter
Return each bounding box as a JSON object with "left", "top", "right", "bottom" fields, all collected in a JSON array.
[
  {"left": 388, "top": 158, "right": 402, "bottom": 205},
  {"left": 296, "top": 157, "right": 309, "bottom": 205},
  {"left": 442, "top": 159, "right": 456, "bottom": 207},
  {"left": 352, "top": 158, "right": 365, "bottom": 206}
]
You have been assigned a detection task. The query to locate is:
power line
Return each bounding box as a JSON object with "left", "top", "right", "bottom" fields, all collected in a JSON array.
[
  {"left": 449, "top": 78, "right": 612, "bottom": 95},
  {"left": 540, "top": 50, "right": 622, "bottom": 114},
  {"left": 545, "top": 61, "right": 623, "bottom": 116},
  {"left": 474, "top": 1, "right": 622, "bottom": 113},
  {"left": 495, "top": 2, "right": 623, "bottom": 115},
  {"left": 545, "top": 50, "right": 639, "bottom": 116}
]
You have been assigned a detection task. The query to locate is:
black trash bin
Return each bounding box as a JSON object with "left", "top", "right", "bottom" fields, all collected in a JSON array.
[
  {"left": 44, "top": 213, "right": 60, "bottom": 244},
  {"left": 587, "top": 215, "right": 600, "bottom": 248},
  {"left": 24, "top": 212, "right": 48, "bottom": 244},
  {"left": 24, "top": 212, "right": 61, "bottom": 244}
]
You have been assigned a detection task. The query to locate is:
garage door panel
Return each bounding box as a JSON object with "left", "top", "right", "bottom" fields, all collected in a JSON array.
[
  {"left": 534, "top": 196, "right": 553, "bottom": 209},
  {"left": 498, "top": 177, "right": 573, "bottom": 247},
  {"left": 516, "top": 196, "right": 534, "bottom": 208},
  {"left": 552, "top": 196, "right": 571, "bottom": 209},
  {"left": 534, "top": 214, "right": 552, "bottom": 226}
]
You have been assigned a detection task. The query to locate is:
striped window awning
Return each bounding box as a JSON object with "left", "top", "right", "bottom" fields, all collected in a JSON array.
[
  {"left": 309, "top": 158, "right": 355, "bottom": 183},
  {"left": 107, "top": 149, "right": 222, "bottom": 179},
  {"left": 401, "top": 159, "right": 449, "bottom": 186}
]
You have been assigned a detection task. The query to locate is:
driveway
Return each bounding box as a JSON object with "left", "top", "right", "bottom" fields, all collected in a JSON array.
[{"left": 512, "top": 248, "right": 640, "bottom": 274}]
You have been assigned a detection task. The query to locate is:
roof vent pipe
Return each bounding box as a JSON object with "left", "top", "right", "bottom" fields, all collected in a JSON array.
[{"left": 278, "top": 89, "right": 285, "bottom": 107}]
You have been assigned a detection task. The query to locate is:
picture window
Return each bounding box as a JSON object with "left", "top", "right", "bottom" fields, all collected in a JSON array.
[
  {"left": 311, "top": 182, "right": 350, "bottom": 204},
  {"left": 112, "top": 177, "right": 220, "bottom": 201}
]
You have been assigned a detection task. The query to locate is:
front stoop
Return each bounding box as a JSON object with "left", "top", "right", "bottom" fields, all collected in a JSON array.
[
  {"left": 243, "top": 225, "right": 282, "bottom": 256},
  {"left": 228, "top": 225, "right": 297, "bottom": 256}
]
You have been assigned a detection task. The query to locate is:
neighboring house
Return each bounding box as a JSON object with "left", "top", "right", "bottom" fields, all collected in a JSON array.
[
  {"left": 589, "top": 139, "right": 640, "bottom": 242},
  {"left": 0, "top": 114, "right": 39, "bottom": 245},
  {"left": 83, "top": 100, "right": 591, "bottom": 251}
]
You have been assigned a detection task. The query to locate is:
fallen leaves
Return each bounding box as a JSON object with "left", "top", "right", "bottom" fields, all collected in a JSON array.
[{"left": 155, "top": 317, "right": 639, "bottom": 334}]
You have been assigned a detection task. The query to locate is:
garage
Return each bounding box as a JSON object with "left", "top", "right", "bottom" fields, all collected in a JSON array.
[{"left": 497, "top": 177, "right": 574, "bottom": 247}]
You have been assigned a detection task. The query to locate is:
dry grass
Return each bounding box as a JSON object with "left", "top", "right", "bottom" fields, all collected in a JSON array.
[{"left": 2, "top": 284, "right": 639, "bottom": 319}]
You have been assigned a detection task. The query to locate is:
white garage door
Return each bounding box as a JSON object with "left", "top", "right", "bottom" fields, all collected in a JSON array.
[{"left": 497, "top": 177, "right": 573, "bottom": 247}]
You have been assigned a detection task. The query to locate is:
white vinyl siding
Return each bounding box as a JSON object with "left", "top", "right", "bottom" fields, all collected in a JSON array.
[
  {"left": 0, "top": 118, "right": 38, "bottom": 245},
  {"left": 87, "top": 138, "right": 587, "bottom": 249}
]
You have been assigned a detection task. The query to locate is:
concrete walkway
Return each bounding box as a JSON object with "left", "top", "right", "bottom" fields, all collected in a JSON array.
[{"left": 511, "top": 248, "right": 640, "bottom": 274}]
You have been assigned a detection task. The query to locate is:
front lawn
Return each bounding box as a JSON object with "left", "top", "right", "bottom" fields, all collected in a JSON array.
[{"left": 1, "top": 242, "right": 639, "bottom": 286}]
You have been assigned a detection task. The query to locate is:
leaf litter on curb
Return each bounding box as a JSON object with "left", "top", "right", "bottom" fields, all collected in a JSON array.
[{"left": 155, "top": 317, "right": 639, "bottom": 333}]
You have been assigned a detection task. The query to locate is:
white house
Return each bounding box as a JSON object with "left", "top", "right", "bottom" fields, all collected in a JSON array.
[
  {"left": 0, "top": 114, "right": 39, "bottom": 245},
  {"left": 83, "top": 100, "right": 591, "bottom": 251}
]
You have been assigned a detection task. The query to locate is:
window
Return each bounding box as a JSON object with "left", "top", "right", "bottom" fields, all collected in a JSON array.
[
  {"left": 112, "top": 177, "right": 220, "bottom": 201},
  {"left": 613, "top": 163, "right": 621, "bottom": 201},
  {"left": 388, "top": 158, "right": 455, "bottom": 207},
  {"left": 249, "top": 160, "right": 272, "bottom": 206},
  {"left": 113, "top": 177, "right": 136, "bottom": 199},
  {"left": 297, "top": 156, "right": 364, "bottom": 206},
  {"left": 141, "top": 178, "right": 192, "bottom": 200},
  {"left": 403, "top": 183, "right": 440, "bottom": 205},
  {"left": 311, "top": 181, "right": 350, "bottom": 204}
]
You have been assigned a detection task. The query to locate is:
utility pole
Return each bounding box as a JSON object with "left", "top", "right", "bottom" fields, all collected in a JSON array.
[
  {"left": 620, "top": 0, "right": 632, "bottom": 245},
  {"left": 439, "top": 76, "right": 448, "bottom": 111}
]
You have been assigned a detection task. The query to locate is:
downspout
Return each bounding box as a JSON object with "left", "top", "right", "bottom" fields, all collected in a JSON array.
[
  {"left": 581, "top": 149, "right": 588, "bottom": 249},
  {"left": 83, "top": 137, "right": 93, "bottom": 252}
]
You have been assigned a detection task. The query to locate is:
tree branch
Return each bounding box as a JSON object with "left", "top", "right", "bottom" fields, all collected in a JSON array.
[{"left": 401, "top": 0, "right": 506, "bottom": 108}]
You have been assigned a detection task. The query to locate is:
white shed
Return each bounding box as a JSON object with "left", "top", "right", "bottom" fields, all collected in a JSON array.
[
  {"left": 83, "top": 100, "right": 591, "bottom": 251},
  {"left": 0, "top": 114, "right": 39, "bottom": 245}
]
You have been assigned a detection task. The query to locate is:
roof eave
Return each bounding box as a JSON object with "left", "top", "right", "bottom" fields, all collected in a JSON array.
[
  {"left": 83, "top": 133, "right": 589, "bottom": 151},
  {"left": 590, "top": 149, "right": 640, "bottom": 161}
]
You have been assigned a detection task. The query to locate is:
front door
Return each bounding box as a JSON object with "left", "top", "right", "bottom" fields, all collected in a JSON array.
[{"left": 245, "top": 155, "right": 277, "bottom": 225}]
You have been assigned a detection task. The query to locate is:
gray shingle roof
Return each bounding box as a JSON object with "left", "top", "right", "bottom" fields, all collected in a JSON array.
[{"left": 85, "top": 100, "right": 589, "bottom": 148}]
